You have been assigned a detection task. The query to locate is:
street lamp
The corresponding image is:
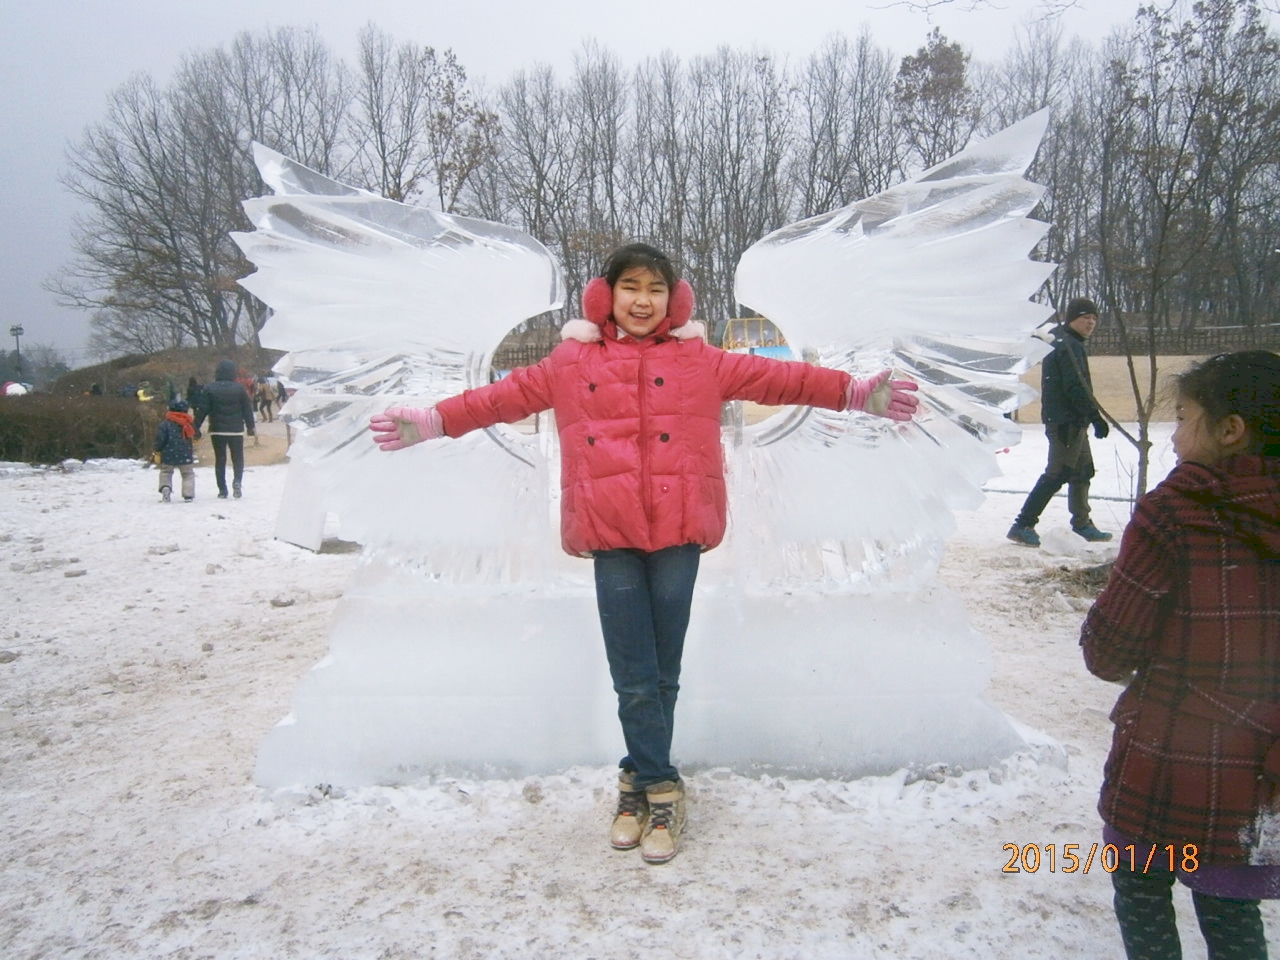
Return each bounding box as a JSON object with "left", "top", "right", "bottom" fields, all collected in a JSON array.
[{"left": 8, "top": 324, "right": 22, "bottom": 374}]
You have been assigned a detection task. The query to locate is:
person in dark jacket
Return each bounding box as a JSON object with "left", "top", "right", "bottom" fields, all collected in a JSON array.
[
  {"left": 154, "top": 399, "right": 196, "bottom": 502},
  {"left": 1008, "top": 297, "right": 1113, "bottom": 546},
  {"left": 194, "top": 359, "right": 255, "bottom": 498},
  {"left": 186, "top": 376, "right": 206, "bottom": 421},
  {"left": 1081, "top": 350, "right": 1280, "bottom": 960}
]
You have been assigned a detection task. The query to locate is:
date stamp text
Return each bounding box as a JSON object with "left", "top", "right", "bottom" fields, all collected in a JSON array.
[{"left": 1002, "top": 843, "right": 1200, "bottom": 874}]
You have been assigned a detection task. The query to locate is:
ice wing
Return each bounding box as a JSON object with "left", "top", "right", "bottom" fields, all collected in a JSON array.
[
  {"left": 236, "top": 144, "right": 563, "bottom": 355},
  {"left": 723, "top": 111, "right": 1055, "bottom": 590},
  {"left": 232, "top": 145, "right": 565, "bottom": 565}
]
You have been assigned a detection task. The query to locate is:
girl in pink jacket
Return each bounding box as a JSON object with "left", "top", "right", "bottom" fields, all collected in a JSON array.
[{"left": 371, "top": 243, "right": 917, "bottom": 863}]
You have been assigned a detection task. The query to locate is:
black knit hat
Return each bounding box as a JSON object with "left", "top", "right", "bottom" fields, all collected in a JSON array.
[{"left": 1063, "top": 297, "right": 1099, "bottom": 323}]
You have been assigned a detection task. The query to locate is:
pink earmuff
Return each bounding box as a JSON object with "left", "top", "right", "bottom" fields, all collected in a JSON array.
[
  {"left": 668, "top": 280, "right": 694, "bottom": 327},
  {"left": 581, "top": 276, "right": 696, "bottom": 329},
  {"left": 581, "top": 277, "right": 612, "bottom": 325}
]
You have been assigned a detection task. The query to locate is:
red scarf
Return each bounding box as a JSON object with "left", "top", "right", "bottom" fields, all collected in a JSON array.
[{"left": 166, "top": 410, "right": 195, "bottom": 439}]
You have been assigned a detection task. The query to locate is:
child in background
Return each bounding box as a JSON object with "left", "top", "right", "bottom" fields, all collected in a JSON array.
[
  {"left": 1081, "top": 351, "right": 1280, "bottom": 959},
  {"left": 370, "top": 243, "right": 918, "bottom": 864},
  {"left": 255, "top": 377, "right": 276, "bottom": 423},
  {"left": 154, "top": 399, "right": 196, "bottom": 502}
]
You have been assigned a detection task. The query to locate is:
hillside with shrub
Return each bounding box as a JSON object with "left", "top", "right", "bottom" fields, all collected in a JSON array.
[
  {"left": 50, "top": 346, "right": 284, "bottom": 399},
  {"left": 0, "top": 347, "right": 285, "bottom": 465}
]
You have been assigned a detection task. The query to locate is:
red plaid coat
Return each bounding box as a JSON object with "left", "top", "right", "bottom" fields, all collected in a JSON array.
[{"left": 1081, "top": 454, "right": 1280, "bottom": 865}]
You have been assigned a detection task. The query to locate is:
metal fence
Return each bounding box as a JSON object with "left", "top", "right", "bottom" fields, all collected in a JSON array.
[
  {"left": 492, "top": 342, "right": 559, "bottom": 372},
  {"left": 1088, "top": 323, "right": 1280, "bottom": 356}
]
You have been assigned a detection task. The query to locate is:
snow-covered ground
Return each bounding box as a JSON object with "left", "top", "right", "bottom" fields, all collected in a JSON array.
[{"left": 1, "top": 424, "right": 1275, "bottom": 958}]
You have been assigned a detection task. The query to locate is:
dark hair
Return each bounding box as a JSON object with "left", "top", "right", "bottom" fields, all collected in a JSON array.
[
  {"left": 1176, "top": 350, "right": 1280, "bottom": 457},
  {"left": 602, "top": 243, "right": 679, "bottom": 289}
]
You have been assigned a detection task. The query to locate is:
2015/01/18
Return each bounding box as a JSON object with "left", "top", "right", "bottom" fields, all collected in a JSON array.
[{"left": 1002, "top": 843, "right": 1200, "bottom": 874}]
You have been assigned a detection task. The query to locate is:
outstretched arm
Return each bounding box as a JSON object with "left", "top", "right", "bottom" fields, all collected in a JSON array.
[
  {"left": 715, "top": 349, "right": 919, "bottom": 421},
  {"left": 370, "top": 355, "right": 556, "bottom": 452}
]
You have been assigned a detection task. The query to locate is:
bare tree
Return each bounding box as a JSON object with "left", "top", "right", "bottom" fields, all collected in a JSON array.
[
  {"left": 488, "top": 65, "right": 584, "bottom": 319},
  {"left": 347, "top": 26, "right": 497, "bottom": 211},
  {"left": 987, "top": 15, "right": 1078, "bottom": 126},
  {"left": 565, "top": 40, "right": 628, "bottom": 281},
  {"left": 987, "top": 17, "right": 1095, "bottom": 310},
  {"left": 217, "top": 27, "right": 349, "bottom": 173},
  {"left": 51, "top": 27, "right": 350, "bottom": 355},
  {"left": 845, "top": 32, "right": 912, "bottom": 198},
  {"left": 791, "top": 32, "right": 905, "bottom": 217},
  {"left": 683, "top": 48, "right": 793, "bottom": 335},
  {"left": 87, "top": 305, "right": 186, "bottom": 358},
  {"left": 623, "top": 53, "right": 692, "bottom": 268},
  {"left": 1094, "top": 0, "right": 1279, "bottom": 495},
  {"left": 1192, "top": 0, "right": 1280, "bottom": 329},
  {"left": 347, "top": 24, "right": 436, "bottom": 201},
  {"left": 53, "top": 74, "right": 241, "bottom": 351}
]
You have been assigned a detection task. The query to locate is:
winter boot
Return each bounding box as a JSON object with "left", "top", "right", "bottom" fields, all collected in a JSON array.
[
  {"left": 1072, "top": 523, "right": 1112, "bottom": 542},
  {"left": 640, "top": 780, "right": 686, "bottom": 864},
  {"left": 232, "top": 481, "right": 242, "bottom": 499},
  {"left": 160, "top": 485, "right": 171, "bottom": 503},
  {"left": 609, "top": 771, "right": 649, "bottom": 850},
  {"left": 1006, "top": 523, "right": 1040, "bottom": 547}
]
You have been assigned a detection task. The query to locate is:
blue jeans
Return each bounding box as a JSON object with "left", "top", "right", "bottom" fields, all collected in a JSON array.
[{"left": 593, "top": 543, "right": 701, "bottom": 788}]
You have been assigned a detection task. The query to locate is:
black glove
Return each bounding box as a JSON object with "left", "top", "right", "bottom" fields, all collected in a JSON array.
[{"left": 1092, "top": 417, "right": 1110, "bottom": 440}]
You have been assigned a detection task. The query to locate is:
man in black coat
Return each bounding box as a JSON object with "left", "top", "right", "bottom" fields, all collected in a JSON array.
[
  {"left": 1008, "top": 298, "right": 1113, "bottom": 546},
  {"left": 194, "top": 359, "right": 256, "bottom": 499}
]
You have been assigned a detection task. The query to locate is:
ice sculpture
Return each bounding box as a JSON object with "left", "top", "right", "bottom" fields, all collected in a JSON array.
[{"left": 237, "top": 112, "right": 1055, "bottom": 789}]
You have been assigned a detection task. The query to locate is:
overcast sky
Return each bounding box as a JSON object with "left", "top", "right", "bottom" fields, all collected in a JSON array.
[{"left": 3, "top": 0, "right": 1150, "bottom": 363}]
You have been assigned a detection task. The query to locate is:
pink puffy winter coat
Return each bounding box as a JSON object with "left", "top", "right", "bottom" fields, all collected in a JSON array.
[{"left": 436, "top": 290, "right": 850, "bottom": 557}]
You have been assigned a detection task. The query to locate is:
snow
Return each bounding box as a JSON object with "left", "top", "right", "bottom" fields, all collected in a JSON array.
[{"left": 1, "top": 423, "right": 1275, "bottom": 958}]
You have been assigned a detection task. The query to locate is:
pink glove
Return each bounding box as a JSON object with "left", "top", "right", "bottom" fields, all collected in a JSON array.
[
  {"left": 369, "top": 405, "right": 445, "bottom": 451},
  {"left": 845, "top": 370, "right": 920, "bottom": 422}
]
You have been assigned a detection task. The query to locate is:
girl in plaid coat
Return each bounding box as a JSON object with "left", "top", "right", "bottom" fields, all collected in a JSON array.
[{"left": 1082, "top": 351, "right": 1280, "bottom": 959}]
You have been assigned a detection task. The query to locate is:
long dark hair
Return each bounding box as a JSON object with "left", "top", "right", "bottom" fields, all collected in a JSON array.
[{"left": 1176, "top": 350, "right": 1280, "bottom": 457}]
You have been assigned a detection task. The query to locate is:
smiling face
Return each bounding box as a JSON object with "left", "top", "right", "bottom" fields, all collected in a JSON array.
[{"left": 611, "top": 266, "right": 670, "bottom": 339}]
